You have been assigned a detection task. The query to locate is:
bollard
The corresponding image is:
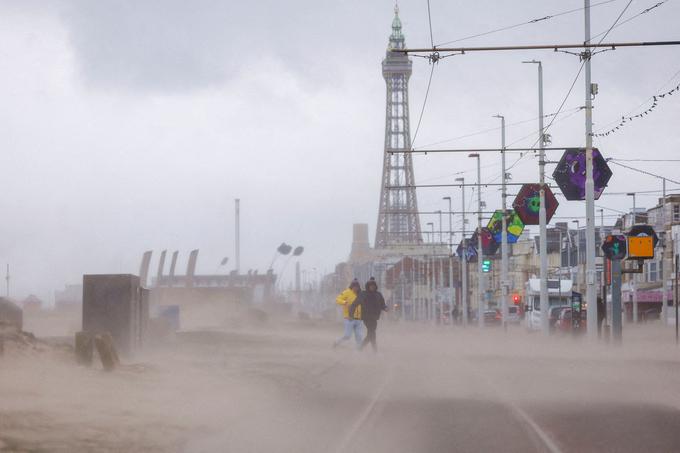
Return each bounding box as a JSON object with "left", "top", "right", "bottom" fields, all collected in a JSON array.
[{"left": 75, "top": 331, "right": 94, "bottom": 366}]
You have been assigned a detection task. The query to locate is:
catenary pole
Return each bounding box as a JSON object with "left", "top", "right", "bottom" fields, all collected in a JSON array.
[
  {"left": 495, "top": 114, "right": 510, "bottom": 331},
  {"left": 471, "top": 154, "right": 485, "bottom": 328},
  {"left": 523, "top": 59, "right": 549, "bottom": 335},
  {"left": 458, "top": 178, "right": 469, "bottom": 326},
  {"left": 444, "top": 197, "right": 455, "bottom": 327},
  {"left": 538, "top": 61, "right": 550, "bottom": 336},
  {"left": 584, "top": 0, "right": 598, "bottom": 339}
]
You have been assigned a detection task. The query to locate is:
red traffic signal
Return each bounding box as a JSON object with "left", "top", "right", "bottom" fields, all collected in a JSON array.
[
  {"left": 512, "top": 294, "right": 521, "bottom": 304},
  {"left": 601, "top": 234, "right": 627, "bottom": 260}
]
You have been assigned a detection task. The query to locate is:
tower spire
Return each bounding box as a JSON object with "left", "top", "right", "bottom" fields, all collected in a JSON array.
[{"left": 375, "top": 8, "right": 422, "bottom": 248}]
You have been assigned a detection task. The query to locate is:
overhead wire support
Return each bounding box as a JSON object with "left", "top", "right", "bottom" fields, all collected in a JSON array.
[
  {"left": 396, "top": 40, "right": 680, "bottom": 55},
  {"left": 389, "top": 147, "right": 577, "bottom": 155}
]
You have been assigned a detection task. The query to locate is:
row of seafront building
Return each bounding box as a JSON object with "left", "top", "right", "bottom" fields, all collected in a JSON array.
[{"left": 326, "top": 195, "right": 680, "bottom": 323}]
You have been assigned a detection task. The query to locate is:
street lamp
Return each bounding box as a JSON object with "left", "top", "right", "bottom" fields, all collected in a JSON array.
[
  {"left": 443, "top": 196, "right": 454, "bottom": 326},
  {"left": 493, "top": 113, "right": 509, "bottom": 330},
  {"left": 427, "top": 221, "right": 435, "bottom": 322},
  {"left": 523, "top": 59, "right": 550, "bottom": 336},
  {"left": 436, "top": 210, "right": 443, "bottom": 245},
  {"left": 626, "top": 192, "right": 638, "bottom": 323},
  {"left": 455, "top": 177, "right": 468, "bottom": 326},
  {"left": 572, "top": 220, "right": 581, "bottom": 294},
  {"left": 627, "top": 192, "right": 637, "bottom": 226},
  {"left": 469, "top": 152, "right": 484, "bottom": 327}
]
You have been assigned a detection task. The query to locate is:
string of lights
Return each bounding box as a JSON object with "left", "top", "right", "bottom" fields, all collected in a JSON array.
[
  {"left": 435, "top": 0, "right": 621, "bottom": 47},
  {"left": 592, "top": 81, "right": 679, "bottom": 137}
]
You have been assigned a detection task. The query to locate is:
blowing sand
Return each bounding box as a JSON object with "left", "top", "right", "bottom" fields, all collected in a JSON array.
[{"left": 2, "top": 316, "right": 680, "bottom": 452}]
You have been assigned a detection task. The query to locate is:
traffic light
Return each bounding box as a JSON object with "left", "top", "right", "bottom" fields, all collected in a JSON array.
[
  {"left": 512, "top": 294, "right": 521, "bottom": 305},
  {"left": 482, "top": 259, "right": 492, "bottom": 273},
  {"left": 601, "top": 234, "right": 627, "bottom": 260}
]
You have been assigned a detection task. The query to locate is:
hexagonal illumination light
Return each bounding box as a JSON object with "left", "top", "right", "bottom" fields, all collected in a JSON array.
[
  {"left": 512, "top": 183, "right": 559, "bottom": 225},
  {"left": 486, "top": 210, "right": 525, "bottom": 244},
  {"left": 456, "top": 238, "right": 477, "bottom": 261},
  {"left": 552, "top": 148, "right": 612, "bottom": 201},
  {"left": 471, "top": 227, "right": 500, "bottom": 255}
]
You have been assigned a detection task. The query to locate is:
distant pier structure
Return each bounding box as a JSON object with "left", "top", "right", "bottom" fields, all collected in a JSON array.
[{"left": 375, "top": 6, "right": 423, "bottom": 249}]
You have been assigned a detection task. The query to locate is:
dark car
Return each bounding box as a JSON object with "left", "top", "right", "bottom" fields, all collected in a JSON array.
[
  {"left": 483, "top": 309, "right": 502, "bottom": 326},
  {"left": 549, "top": 306, "right": 570, "bottom": 331},
  {"left": 642, "top": 308, "right": 660, "bottom": 321},
  {"left": 555, "top": 308, "right": 588, "bottom": 334}
]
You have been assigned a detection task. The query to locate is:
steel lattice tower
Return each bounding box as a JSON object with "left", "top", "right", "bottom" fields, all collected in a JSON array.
[{"left": 375, "top": 6, "right": 423, "bottom": 248}]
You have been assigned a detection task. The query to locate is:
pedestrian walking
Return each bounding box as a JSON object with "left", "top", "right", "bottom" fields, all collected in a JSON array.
[
  {"left": 333, "top": 279, "right": 363, "bottom": 349},
  {"left": 350, "top": 277, "right": 387, "bottom": 352}
]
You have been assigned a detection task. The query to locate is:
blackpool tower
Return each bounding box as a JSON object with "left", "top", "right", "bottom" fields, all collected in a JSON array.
[{"left": 374, "top": 6, "right": 423, "bottom": 248}]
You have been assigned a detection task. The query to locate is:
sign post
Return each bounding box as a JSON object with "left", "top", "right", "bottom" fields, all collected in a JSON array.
[
  {"left": 611, "top": 259, "right": 623, "bottom": 344},
  {"left": 602, "top": 234, "right": 627, "bottom": 345}
]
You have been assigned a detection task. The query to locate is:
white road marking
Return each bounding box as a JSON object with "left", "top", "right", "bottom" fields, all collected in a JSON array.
[{"left": 332, "top": 363, "right": 393, "bottom": 453}]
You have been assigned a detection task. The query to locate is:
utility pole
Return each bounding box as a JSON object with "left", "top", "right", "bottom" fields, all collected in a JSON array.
[
  {"left": 628, "top": 192, "right": 638, "bottom": 323},
  {"left": 662, "top": 178, "right": 669, "bottom": 325},
  {"left": 494, "top": 114, "right": 509, "bottom": 330},
  {"left": 469, "top": 153, "right": 484, "bottom": 327},
  {"left": 573, "top": 220, "right": 581, "bottom": 294},
  {"left": 5, "top": 264, "right": 9, "bottom": 298},
  {"left": 457, "top": 177, "right": 468, "bottom": 326},
  {"left": 526, "top": 60, "right": 550, "bottom": 336},
  {"left": 584, "top": 0, "right": 598, "bottom": 339},
  {"left": 443, "top": 196, "right": 454, "bottom": 327},
  {"left": 235, "top": 198, "right": 241, "bottom": 274}
]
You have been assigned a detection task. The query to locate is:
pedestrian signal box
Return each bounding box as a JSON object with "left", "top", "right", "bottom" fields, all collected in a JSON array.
[
  {"left": 626, "top": 224, "right": 658, "bottom": 260},
  {"left": 627, "top": 236, "right": 654, "bottom": 259},
  {"left": 601, "top": 234, "right": 627, "bottom": 260},
  {"left": 482, "top": 259, "right": 491, "bottom": 273}
]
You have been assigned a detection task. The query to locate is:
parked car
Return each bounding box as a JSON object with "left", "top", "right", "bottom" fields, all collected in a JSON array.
[
  {"left": 483, "top": 309, "right": 502, "bottom": 326},
  {"left": 642, "top": 308, "right": 661, "bottom": 321},
  {"left": 555, "top": 308, "right": 588, "bottom": 334},
  {"left": 549, "top": 306, "right": 570, "bottom": 331},
  {"left": 507, "top": 305, "right": 520, "bottom": 324}
]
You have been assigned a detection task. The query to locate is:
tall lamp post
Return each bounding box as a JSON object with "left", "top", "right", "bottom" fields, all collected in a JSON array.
[
  {"left": 493, "top": 114, "right": 509, "bottom": 330},
  {"left": 469, "top": 153, "right": 484, "bottom": 327},
  {"left": 523, "top": 59, "right": 550, "bottom": 336},
  {"left": 427, "top": 221, "right": 435, "bottom": 322},
  {"left": 456, "top": 177, "right": 468, "bottom": 326},
  {"left": 572, "top": 220, "right": 581, "bottom": 294},
  {"left": 443, "top": 196, "right": 454, "bottom": 326},
  {"left": 627, "top": 192, "right": 638, "bottom": 323}
]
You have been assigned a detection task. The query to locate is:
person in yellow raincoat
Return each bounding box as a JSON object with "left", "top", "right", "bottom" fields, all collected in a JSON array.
[{"left": 333, "top": 279, "right": 363, "bottom": 349}]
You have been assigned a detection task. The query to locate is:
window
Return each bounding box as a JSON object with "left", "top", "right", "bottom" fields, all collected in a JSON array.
[
  {"left": 674, "top": 204, "right": 680, "bottom": 222},
  {"left": 648, "top": 262, "right": 657, "bottom": 282}
]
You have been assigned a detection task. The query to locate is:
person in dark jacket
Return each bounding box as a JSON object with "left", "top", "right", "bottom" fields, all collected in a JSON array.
[{"left": 349, "top": 277, "right": 387, "bottom": 352}]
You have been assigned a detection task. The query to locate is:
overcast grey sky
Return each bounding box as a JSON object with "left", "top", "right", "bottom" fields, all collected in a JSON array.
[{"left": 1, "top": 0, "right": 679, "bottom": 302}]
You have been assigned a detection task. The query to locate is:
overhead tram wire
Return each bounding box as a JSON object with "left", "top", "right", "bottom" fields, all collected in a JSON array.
[
  {"left": 497, "top": 0, "right": 635, "bottom": 174},
  {"left": 435, "top": 0, "right": 622, "bottom": 47},
  {"left": 590, "top": 0, "right": 669, "bottom": 41},
  {"left": 607, "top": 159, "right": 680, "bottom": 185},
  {"left": 426, "top": 0, "right": 434, "bottom": 48},
  {"left": 411, "top": 64, "right": 436, "bottom": 148},
  {"left": 410, "top": 0, "right": 438, "bottom": 149},
  {"left": 413, "top": 106, "right": 583, "bottom": 150}
]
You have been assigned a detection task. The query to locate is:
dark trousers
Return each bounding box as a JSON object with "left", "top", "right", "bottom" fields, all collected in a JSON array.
[{"left": 361, "top": 319, "right": 378, "bottom": 352}]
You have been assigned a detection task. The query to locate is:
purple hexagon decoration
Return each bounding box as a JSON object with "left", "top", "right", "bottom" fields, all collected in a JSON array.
[
  {"left": 456, "top": 238, "right": 477, "bottom": 261},
  {"left": 512, "top": 184, "right": 559, "bottom": 226},
  {"left": 552, "top": 148, "right": 612, "bottom": 201}
]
